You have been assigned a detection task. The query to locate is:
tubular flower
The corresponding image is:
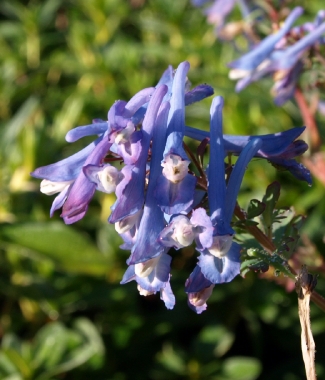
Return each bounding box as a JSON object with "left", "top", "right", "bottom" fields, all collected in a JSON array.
[
  {"left": 31, "top": 125, "right": 111, "bottom": 222},
  {"left": 154, "top": 61, "right": 197, "bottom": 215},
  {"left": 32, "top": 61, "right": 311, "bottom": 312},
  {"left": 109, "top": 85, "right": 168, "bottom": 224},
  {"left": 184, "top": 126, "right": 311, "bottom": 184}
]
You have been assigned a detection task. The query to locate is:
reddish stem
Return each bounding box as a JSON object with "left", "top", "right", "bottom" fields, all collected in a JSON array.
[
  {"left": 234, "top": 205, "right": 325, "bottom": 313},
  {"left": 294, "top": 88, "right": 321, "bottom": 150}
]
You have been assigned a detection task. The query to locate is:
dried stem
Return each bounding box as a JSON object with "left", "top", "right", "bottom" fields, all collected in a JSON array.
[{"left": 296, "top": 267, "right": 317, "bottom": 380}]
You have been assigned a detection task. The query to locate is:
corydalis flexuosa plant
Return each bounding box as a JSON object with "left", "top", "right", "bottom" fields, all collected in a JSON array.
[{"left": 31, "top": 61, "right": 310, "bottom": 313}]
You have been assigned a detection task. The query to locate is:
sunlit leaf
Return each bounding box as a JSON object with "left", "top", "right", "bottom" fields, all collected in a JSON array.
[
  {"left": 0, "top": 222, "right": 114, "bottom": 276},
  {"left": 221, "top": 357, "right": 262, "bottom": 380}
]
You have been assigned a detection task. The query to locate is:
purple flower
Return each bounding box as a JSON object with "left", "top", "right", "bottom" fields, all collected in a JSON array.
[
  {"left": 126, "top": 101, "right": 170, "bottom": 265},
  {"left": 31, "top": 124, "right": 111, "bottom": 221},
  {"left": 60, "top": 137, "right": 112, "bottom": 224},
  {"left": 228, "top": 7, "right": 303, "bottom": 73},
  {"left": 31, "top": 87, "right": 157, "bottom": 224},
  {"left": 109, "top": 85, "right": 168, "bottom": 224},
  {"left": 119, "top": 95, "right": 175, "bottom": 309},
  {"left": 31, "top": 60, "right": 312, "bottom": 314}
]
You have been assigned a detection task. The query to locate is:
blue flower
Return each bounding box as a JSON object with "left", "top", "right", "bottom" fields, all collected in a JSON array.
[
  {"left": 126, "top": 100, "right": 170, "bottom": 265},
  {"left": 192, "top": 0, "right": 251, "bottom": 35},
  {"left": 181, "top": 97, "right": 262, "bottom": 312},
  {"left": 185, "top": 266, "right": 214, "bottom": 314},
  {"left": 31, "top": 61, "right": 312, "bottom": 313},
  {"left": 119, "top": 92, "right": 176, "bottom": 308},
  {"left": 31, "top": 86, "right": 157, "bottom": 224},
  {"left": 121, "top": 252, "right": 175, "bottom": 310},
  {"left": 228, "top": 7, "right": 303, "bottom": 73},
  {"left": 184, "top": 125, "right": 311, "bottom": 184},
  {"left": 154, "top": 61, "right": 197, "bottom": 215},
  {"left": 159, "top": 96, "right": 265, "bottom": 313}
]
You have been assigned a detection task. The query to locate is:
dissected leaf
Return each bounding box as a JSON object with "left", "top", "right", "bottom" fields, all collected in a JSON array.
[
  {"left": 241, "top": 248, "right": 294, "bottom": 278},
  {"left": 261, "top": 181, "right": 280, "bottom": 231},
  {"left": 247, "top": 199, "right": 265, "bottom": 219}
]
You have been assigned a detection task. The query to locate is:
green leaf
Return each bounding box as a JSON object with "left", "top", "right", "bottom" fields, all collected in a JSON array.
[
  {"left": 1, "top": 349, "right": 31, "bottom": 380},
  {"left": 242, "top": 248, "right": 294, "bottom": 278},
  {"left": 0, "top": 222, "right": 114, "bottom": 276},
  {"left": 199, "top": 326, "right": 234, "bottom": 357},
  {"left": 157, "top": 344, "right": 186, "bottom": 375},
  {"left": 32, "top": 322, "right": 68, "bottom": 370},
  {"left": 247, "top": 199, "right": 265, "bottom": 219},
  {"left": 38, "top": 0, "right": 63, "bottom": 27},
  {"left": 260, "top": 181, "right": 280, "bottom": 234},
  {"left": 1, "top": 335, "right": 22, "bottom": 354},
  {"left": 0, "top": 352, "right": 21, "bottom": 377},
  {"left": 273, "top": 210, "right": 305, "bottom": 259},
  {"left": 34, "top": 318, "right": 104, "bottom": 380},
  {"left": 221, "top": 357, "right": 262, "bottom": 380},
  {"left": 241, "top": 257, "right": 269, "bottom": 277}
]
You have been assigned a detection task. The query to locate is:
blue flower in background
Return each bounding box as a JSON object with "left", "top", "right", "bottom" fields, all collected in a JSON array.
[
  {"left": 228, "top": 6, "right": 325, "bottom": 105},
  {"left": 192, "top": 0, "right": 251, "bottom": 33}
]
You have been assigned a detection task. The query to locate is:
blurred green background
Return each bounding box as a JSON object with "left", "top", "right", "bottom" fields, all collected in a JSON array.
[{"left": 1, "top": 0, "right": 325, "bottom": 379}]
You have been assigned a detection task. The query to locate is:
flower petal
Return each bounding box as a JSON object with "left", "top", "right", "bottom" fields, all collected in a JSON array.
[
  {"left": 31, "top": 137, "right": 102, "bottom": 181},
  {"left": 225, "top": 138, "right": 262, "bottom": 224},
  {"left": 185, "top": 126, "right": 306, "bottom": 158},
  {"left": 127, "top": 102, "right": 171, "bottom": 264},
  {"left": 160, "top": 280, "right": 176, "bottom": 310},
  {"left": 155, "top": 173, "right": 197, "bottom": 215},
  {"left": 269, "top": 158, "right": 312, "bottom": 184},
  {"left": 185, "top": 84, "right": 214, "bottom": 105},
  {"left": 65, "top": 121, "right": 109, "bottom": 142},
  {"left": 61, "top": 136, "right": 112, "bottom": 224},
  {"left": 198, "top": 242, "right": 241, "bottom": 284}
]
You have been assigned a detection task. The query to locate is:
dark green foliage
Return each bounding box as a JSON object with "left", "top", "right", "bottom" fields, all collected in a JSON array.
[{"left": 1, "top": 0, "right": 325, "bottom": 379}]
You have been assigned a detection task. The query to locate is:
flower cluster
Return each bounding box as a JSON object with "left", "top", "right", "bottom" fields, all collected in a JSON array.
[
  {"left": 193, "top": 1, "right": 325, "bottom": 106},
  {"left": 31, "top": 62, "right": 310, "bottom": 313},
  {"left": 229, "top": 7, "right": 325, "bottom": 105}
]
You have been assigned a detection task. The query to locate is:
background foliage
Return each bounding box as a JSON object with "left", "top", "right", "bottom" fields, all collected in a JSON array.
[{"left": 1, "top": 0, "right": 325, "bottom": 379}]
